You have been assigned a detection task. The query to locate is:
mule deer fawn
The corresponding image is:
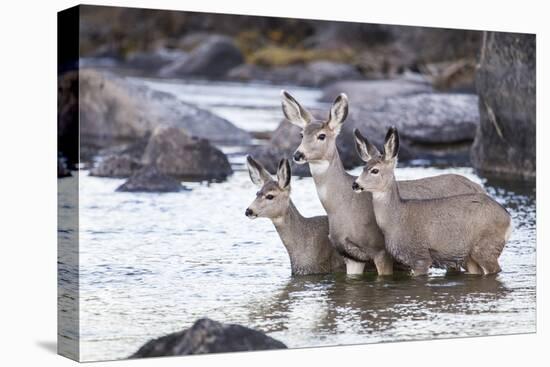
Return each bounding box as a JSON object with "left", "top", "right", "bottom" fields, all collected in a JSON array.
[
  {"left": 245, "top": 156, "right": 345, "bottom": 275},
  {"left": 281, "top": 90, "right": 485, "bottom": 275},
  {"left": 353, "top": 127, "right": 511, "bottom": 276}
]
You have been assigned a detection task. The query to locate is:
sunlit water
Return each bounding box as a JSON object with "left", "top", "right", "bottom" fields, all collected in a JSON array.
[{"left": 58, "top": 79, "right": 536, "bottom": 362}]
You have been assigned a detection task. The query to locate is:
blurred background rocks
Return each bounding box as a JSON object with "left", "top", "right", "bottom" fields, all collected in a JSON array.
[{"left": 58, "top": 5, "right": 535, "bottom": 184}]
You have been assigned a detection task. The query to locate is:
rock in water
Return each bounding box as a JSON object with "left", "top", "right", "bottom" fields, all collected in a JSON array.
[
  {"left": 76, "top": 69, "right": 250, "bottom": 148},
  {"left": 321, "top": 79, "right": 434, "bottom": 106},
  {"left": 131, "top": 318, "right": 286, "bottom": 358},
  {"left": 116, "top": 165, "right": 184, "bottom": 193},
  {"left": 471, "top": 32, "right": 536, "bottom": 179},
  {"left": 90, "top": 155, "right": 142, "bottom": 178},
  {"left": 367, "top": 93, "right": 480, "bottom": 144},
  {"left": 160, "top": 35, "right": 244, "bottom": 78},
  {"left": 143, "top": 126, "right": 233, "bottom": 181}
]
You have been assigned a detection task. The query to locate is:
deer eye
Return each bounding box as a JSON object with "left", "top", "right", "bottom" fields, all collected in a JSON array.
[
  {"left": 370, "top": 168, "right": 379, "bottom": 174},
  {"left": 265, "top": 194, "right": 274, "bottom": 200},
  {"left": 317, "top": 133, "right": 326, "bottom": 141}
]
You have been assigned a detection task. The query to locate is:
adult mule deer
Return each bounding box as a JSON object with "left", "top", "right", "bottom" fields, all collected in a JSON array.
[
  {"left": 281, "top": 90, "right": 485, "bottom": 275},
  {"left": 245, "top": 156, "right": 345, "bottom": 275},
  {"left": 353, "top": 127, "right": 511, "bottom": 276}
]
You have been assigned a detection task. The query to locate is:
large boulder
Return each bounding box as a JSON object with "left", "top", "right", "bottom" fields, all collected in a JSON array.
[
  {"left": 321, "top": 78, "right": 433, "bottom": 106},
  {"left": 90, "top": 155, "right": 143, "bottom": 178},
  {"left": 116, "top": 165, "right": 185, "bottom": 193},
  {"left": 160, "top": 35, "right": 244, "bottom": 78},
  {"left": 227, "top": 61, "right": 361, "bottom": 87},
  {"left": 58, "top": 71, "right": 79, "bottom": 168},
  {"left": 367, "top": 93, "right": 479, "bottom": 144},
  {"left": 143, "top": 126, "right": 232, "bottom": 181},
  {"left": 471, "top": 32, "right": 536, "bottom": 179},
  {"left": 123, "top": 48, "right": 188, "bottom": 73},
  {"left": 131, "top": 318, "right": 286, "bottom": 358},
  {"left": 77, "top": 69, "right": 250, "bottom": 150}
]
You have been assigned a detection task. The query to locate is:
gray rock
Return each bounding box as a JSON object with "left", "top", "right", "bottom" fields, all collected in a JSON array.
[
  {"left": 143, "top": 126, "right": 232, "bottom": 181},
  {"left": 124, "top": 48, "right": 188, "bottom": 72},
  {"left": 160, "top": 35, "right": 244, "bottom": 78},
  {"left": 116, "top": 165, "right": 185, "bottom": 193},
  {"left": 58, "top": 71, "right": 79, "bottom": 167},
  {"left": 90, "top": 155, "right": 142, "bottom": 178},
  {"left": 321, "top": 78, "right": 434, "bottom": 106},
  {"left": 131, "top": 318, "right": 286, "bottom": 358},
  {"left": 77, "top": 69, "right": 250, "bottom": 150},
  {"left": 471, "top": 32, "right": 536, "bottom": 180},
  {"left": 367, "top": 93, "right": 480, "bottom": 144},
  {"left": 227, "top": 61, "right": 361, "bottom": 87}
]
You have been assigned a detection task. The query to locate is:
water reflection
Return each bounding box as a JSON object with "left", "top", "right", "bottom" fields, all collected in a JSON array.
[{"left": 250, "top": 272, "right": 508, "bottom": 337}]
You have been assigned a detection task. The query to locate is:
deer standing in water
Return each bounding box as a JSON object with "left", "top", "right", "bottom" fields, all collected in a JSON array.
[
  {"left": 245, "top": 156, "right": 345, "bottom": 275},
  {"left": 281, "top": 90, "right": 485, "bottom": 275},
  {"left": 353, "top": 127, "right": 511, "bottom": 275}
]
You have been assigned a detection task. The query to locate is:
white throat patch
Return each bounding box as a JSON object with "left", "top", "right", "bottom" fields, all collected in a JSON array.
[{"left": 309, "top": 161, "right": 329, "bottom": 176}]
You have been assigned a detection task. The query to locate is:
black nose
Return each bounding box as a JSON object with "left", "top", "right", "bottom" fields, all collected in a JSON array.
[
  {"left": 293, "top": 151, "right": 305, "bottom": 162},
  {"left": 352, "top": 182, "right": 361, "bottom": 191},
  {"left": 245, "top": 208, "right": 253, "bottom": 217}
]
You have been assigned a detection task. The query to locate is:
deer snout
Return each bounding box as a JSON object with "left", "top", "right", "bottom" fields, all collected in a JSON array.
[
  {"left": 352, "top": 181, "right": 364, "bottom": 192},
  {"left": 293, "top": 150, "right": 305, "bottom": 163},
  {"left": 245, "top": 208, "right": 254, "bottom": 217}
]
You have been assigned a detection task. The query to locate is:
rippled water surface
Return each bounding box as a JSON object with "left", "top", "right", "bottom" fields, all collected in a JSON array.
[{"left": 58, "top": 80, "right": 536, "bottom": 362}]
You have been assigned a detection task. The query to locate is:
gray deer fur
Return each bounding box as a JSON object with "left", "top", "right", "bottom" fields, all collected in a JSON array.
[
  {"left": 353, "top": 127, "right": 512, "bottom": 275},
  {"left": 281, "top": 90, "right": 486, "bottom": 275},
  {"left": 245, "top": 156, "right": 345, "bottom": 275}
]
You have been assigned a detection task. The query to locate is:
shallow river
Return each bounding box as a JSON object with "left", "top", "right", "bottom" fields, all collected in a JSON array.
[{"left": 58, "top": 79, "right": 536, "bottom": 362}]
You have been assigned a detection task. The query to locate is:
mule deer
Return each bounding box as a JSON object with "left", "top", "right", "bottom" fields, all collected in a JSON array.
[
  {"left": 245, "top": 156, "right": 345, "bottom": 275},
  {"left": 353, "top": 127, "right": 511, "bottom": 275},
  {"left": 281, "top": 90, "right": 485, "bottom": 275}
]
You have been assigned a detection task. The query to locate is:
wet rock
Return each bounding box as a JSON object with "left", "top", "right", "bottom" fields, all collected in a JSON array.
[
  {"left": 58, "top": 71, "right": 79, "bottom": 167},
  {"left": 77, "top": 69, "right": 250, "bottom": 150},
  {"left": 143, "top": 126, "right": 232, "bottom": 181},
  {"left": 124, "top": 48, "right": 188, "bottom": 73},
  {"left": 321, "top": 78, "right": 433, "bottom": 107},
  {"left": 160, "top": 35, "right": 244, "bottom": 78},
  {"left": 471, "top": 32, "right": 536, "bottom": 180},
  {"left": 131, "top": 318, "right": 286, "bottom": 358},
  {"left": 90, "top": 155, "right": 142, "bottom": 178},
  {"left": 227, "top": 61, "right": 361, "bottom": 87},
  {"left": 116, "top": 165, "right": 184, "bottom": 193},
  {"left": 367, "top": 93, "right": 480, "bottom": 144}
]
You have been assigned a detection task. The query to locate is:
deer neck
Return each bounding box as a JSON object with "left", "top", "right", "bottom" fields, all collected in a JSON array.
[
  {"left": 309, "top": 149, "right": 352, "bottom": 211},
  {"left": 271, "top": 201, "right": 306, "bottom": 255},
  {"left": 371, "top": 178, "right": 403, "bottom": 232}
]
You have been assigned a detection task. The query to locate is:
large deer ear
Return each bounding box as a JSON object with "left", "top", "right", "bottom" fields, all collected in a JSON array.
[
  {"left": 383, "top": 127, "right": 400, "bottom": 161},
  {"left": 327, "top": 93, "right": 349, "bottom": 133},
  {"left": 246, "top": 155, "right": 272, "bottom": 186},
  {"left": 277, "top": 159, "right": 291, "bottom": 190},
  {"left": 354, "top": 129, "right": 381, "bottom": 162},
  {"left": 280, "top": 90, "right": 313, "bottom": 129}
]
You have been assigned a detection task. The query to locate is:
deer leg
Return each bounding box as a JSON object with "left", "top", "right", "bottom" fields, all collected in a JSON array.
[
  {"left": 464, "top": 256, "right": 483, "bottom": 275},
  {"left": 374, "top": 251, "right": 394, "bottom": 276},
  {"left": 411, "top": 258, "right": 431, "bottom": 276},
  {"left": 471, "top": 240, "right": 503, "bottom": 275},
  {"left": 476, "top": 258, "right": 502, "bottom": 275},
  {"left": 344, "top": 258, "right": 366, "bottom": 275}
]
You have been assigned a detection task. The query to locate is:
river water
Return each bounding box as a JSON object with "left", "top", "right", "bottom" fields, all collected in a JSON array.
[{"left": 58, "top": 79, "right": 536, "bottom": 362}]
